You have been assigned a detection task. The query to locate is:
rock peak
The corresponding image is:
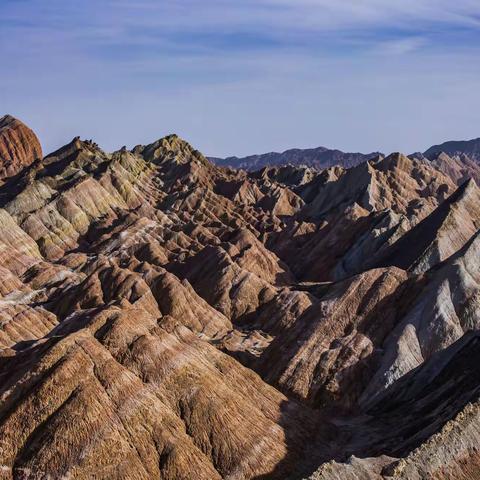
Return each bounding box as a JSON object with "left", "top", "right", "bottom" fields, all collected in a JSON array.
[
  {"left": 0, "top": 114, "right": 17, "bottom": 127},
  {"left": 0, "top": 114, "right": 43, "bottom": 181}
]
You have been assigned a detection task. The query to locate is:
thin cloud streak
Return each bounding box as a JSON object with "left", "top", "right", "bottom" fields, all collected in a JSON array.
[{"left": 2, "top": 1, "right": 480, "bottom": 46}]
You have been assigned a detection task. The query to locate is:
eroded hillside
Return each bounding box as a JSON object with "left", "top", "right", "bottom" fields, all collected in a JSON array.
[{"left": 0, "top": 115, "right": 479, "bottom": 479}]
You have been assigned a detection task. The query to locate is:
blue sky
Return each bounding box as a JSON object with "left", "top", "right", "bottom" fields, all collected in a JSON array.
[{"left": 1, "top": 0, "right": 480, "bottom": 157}]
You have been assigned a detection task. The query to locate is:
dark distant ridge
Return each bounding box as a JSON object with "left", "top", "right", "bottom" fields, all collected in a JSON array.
[
  {"left": 211, "top": 136, "right": 480, "bottom": 172},
  {"left": 424, "top": 137, "right": 480, "bottom": 159},
  {"left": 210, "top": 146, "right": 381, "bottom": 171}
]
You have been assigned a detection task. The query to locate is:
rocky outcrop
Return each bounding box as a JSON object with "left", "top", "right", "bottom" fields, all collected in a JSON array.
[
  {"left": 429, "top": 152, "right": 480, "bottom": 185},
  {"left": 0, "top": 115, "right": 42, "bottom": 181},
  {"left": 374, "top": 178, "right": 480, "bottom": 274},
  {"left": 302, "top": 153, "right": 454, "bottom": 219},
  {"left": 256, "top": 267, "right": 409, "bottom": 407},
  {"left": 361, "top": 229, "right": 480, "bottom": 404},
  {"left": 308, "top": 332, "right": 480, "bottom": 479}
]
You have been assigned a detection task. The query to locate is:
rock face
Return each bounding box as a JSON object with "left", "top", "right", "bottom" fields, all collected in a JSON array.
[
  {"left": 0, "top": 115, "right": 42, "bottom": 181},
  {"left": 429, "top": 152, "right": 480, "bottom": 185},
  {"left": 0, "top": 116, "right": 480, "bottom": 479}
]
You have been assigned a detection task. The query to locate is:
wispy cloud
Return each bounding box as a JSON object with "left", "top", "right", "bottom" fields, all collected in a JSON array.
[
  {"left": 372, "top": 36, "right": 427, "bottom": 55},
  {"left": 2, "top": 1, "right": 480, "bottom": 51}
]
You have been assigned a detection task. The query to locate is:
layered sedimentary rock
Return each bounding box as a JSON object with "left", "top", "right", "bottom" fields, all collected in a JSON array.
[
  {"left": 428, "top": 151, "right": 480, "bottom": 185},
  {"left": 0, "top": 115, "right": 42, "bottom": 181},
  {"left": 0, "top": 115, "right": 479, "bottom": 479},
  {"left": 308, "top": 331, "right": 480, "bottom": 479}
]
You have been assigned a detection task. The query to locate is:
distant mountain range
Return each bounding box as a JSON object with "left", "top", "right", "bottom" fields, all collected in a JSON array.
[
  {"left": 423, "top": 137, "right": 480, "bottom": 159},
  {"left": 210, "top": 136, "right": 480, "bottom": 171},
  {"left": 209, "top": 146, "right": 381, "bottom": 170}
]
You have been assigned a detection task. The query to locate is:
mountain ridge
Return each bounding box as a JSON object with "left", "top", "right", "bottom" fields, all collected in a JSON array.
[
  {"left": 424, "top": 136, "right": 480, "bottom": 159},
  {"left": 210, "top": 136, "right": 480, "bottom": 173},
  {"left": 0, "top": 115, "right": 479, "bottom": 479},
  {"left": 209, "top": 145, "right": 382, "bottom": 171}
]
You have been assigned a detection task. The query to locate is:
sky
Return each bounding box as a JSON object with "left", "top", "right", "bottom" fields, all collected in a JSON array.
[{"left": 1, "top": 1, "right": 480, "bottom": 157}]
